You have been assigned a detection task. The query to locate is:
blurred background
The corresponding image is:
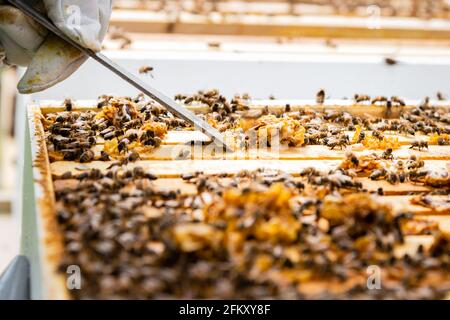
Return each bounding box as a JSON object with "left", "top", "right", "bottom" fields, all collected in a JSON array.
[{"left": 0, "top": 0, "right": 450, "bottom": 272}]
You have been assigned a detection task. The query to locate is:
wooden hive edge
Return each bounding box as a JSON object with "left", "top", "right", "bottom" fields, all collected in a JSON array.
[{"left": 27, "top": 105, "right": 69, "bottom": 300}]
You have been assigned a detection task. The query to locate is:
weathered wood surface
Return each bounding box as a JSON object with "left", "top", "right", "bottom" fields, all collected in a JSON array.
[{"left": 50, "top": 159, "right": 449, "bottom": 177}]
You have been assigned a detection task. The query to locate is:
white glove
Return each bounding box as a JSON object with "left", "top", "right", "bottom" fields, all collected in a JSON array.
[
  {"left": 0, "top": 0, "right": 112, "bottom": 93},
  {"left": 44, "top": 0, "right": 111, "bottom": 52}
]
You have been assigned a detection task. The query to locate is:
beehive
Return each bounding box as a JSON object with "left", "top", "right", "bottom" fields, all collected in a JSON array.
[{"left": 25, "top": 94, "right": 450, "bottom": 299}]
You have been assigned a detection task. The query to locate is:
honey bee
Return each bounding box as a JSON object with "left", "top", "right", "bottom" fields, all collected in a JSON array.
[
  {"left": 372, "top": 130, "right": 384, "bottom": 140},
  {"left": 354, "top": 94, "right": 371, "bottom": 103},
  {"left": 164, "top": 118, "right": 186, "bottom": 129},
  {"left": 421, "top": 126, "right": 434, "bottom": 134},
  {"left": 54, "top": 113, "right": 70, "bottom": 123},
  {"left": 118, "top": 138, "right": 130, "bottom": 154},
  {"left": 300, "top": 167, "right": 318, "bottom": 177},
  {"left": 421, "top": 96, "right": 430, "bottom": 107},
  {"left": 87, "top": 136, "right": 96, "bottom": 147},
  {"left": 305, "top": 132, "right": 325, "bottom": 145},
  {"left": 127, "top": 151, "right": 140, "bottom": 162},
  {"left": 154, "top": 137, "right": 162, "bottom": 148},
  {"left": 60, "top": 171, "right": 72, "bottom": 180},
  {"left": 204, "top": 89, "right": 219, "bottom": 98},
  {"left": 124, "top": 119, "right": 142, "bottom": 130},
  {"left": 97, "top": 95, "right": 112, "bottom": 109},
  {"left": 139, "top": 66, "right": 154, "bottom": 77},
  {"left": 101, "top": 127, "right": 119, "bottom": 140},
  {"left": 371, "top": 96, "right": 388, "bottom": 105},
  {"left": 174, "top": 94, "right": 187, "bottom": 101},
  {"left": 327, "top": 136, "right": 349, "bottom": 150},
  {"left": 438, "top": 137, "right": 450, "bottom": 146},
  {"left": 50, "top": 135, "right": 71, "bottom": 150},
  {"left": 386, "top": 172, "right": 399, "bottom": 184},
  {"left": 409, "top": 169, "right": 429, "bottom": 181},
  {"left": 242, "top": 93, "right": 251, "bottom": 100},
  {"left": 184, "top": 97, "right": 194, "bottom": 104},
  {"left": 124, "top": 130, "right": 139, "bottom": 142},
  {"left": 316, "top": 89, "right": 325, "bottom": 104},
  {"left": 406, "top": 155, "right": 425, "bottom": 170},
  {"left": 410, "top": 140, "right": 428, "bottom": 151},
  {"left": 370, "top": 168, "right": 387, "bottom": 180},
  {"left": 391, "top": 96, "right": 406, "bottom": 106},
  {"left": 106, "top": 161, "right": 123, "bottom": 170},
  {"left": 140, "top": 130, "right": 155, "bottom": 146},
  {"left": 357, "top": 131, "right": 366, "bottom": 143},
  {"left": 100, "top": 151, "right": 110, "bottom": 161},
  {"left": 79, "top": 149, "right": 95, "bottom": 163},
  {"left": 61, "top": 148, "right": 83, "bottom": 161},
  {"left": 181, "top": 172, "right": 196, "bottom": 181},
  {"left": 52, "top": 126, "right": 72, "bottom": 137},
  {"left": 381, "top": 148, "right": 394, "bottom": 160},
  {"left": 63, "top": 98, "right": 73, "bottom": 112},
  {"left": 437, "top": 91, "right": 446, "bottom": 101},
  {"left": 346, "top": 152, "right": 359, "bottom": 166},
  {"left": 133, "top": 93, "right": 145, "bottom": 103},
  {"left": 398, "top": 124, "right": 415, "bottom": 136},
  {"left": 385, "top": 57, "right": 398, "bottom": 65},
  {"left": 196, "top": 176, "right": 207, "bottom": 194}
]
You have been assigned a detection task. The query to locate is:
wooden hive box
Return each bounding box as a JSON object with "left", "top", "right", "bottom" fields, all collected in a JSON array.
[{"left": 24, "top": 97, "right": 450, "bottom": 299}]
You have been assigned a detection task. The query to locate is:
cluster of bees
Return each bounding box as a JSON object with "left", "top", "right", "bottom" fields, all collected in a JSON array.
[
  {"left": 177, "top": 89, "right": 449, "bottom": 153},
  {"left": 45, "top": 96, "right": 187, "bottom": 163},
  {"left": 52, "top": 164, "right": 449, "bottom": 299},
  {"left": 46, "top": 91, "right": 449, "bottom": 186},
  {"left": 341, "top": 152, "right": 449, "bottom": 189},
  {"left": 353, "top": 94, "right": 406, "bottom": 106},
  {"left": 175, "top": 89, "right": 251, "bottom": 114},
  {"left": 43, "top": 91, "right": 449, "bottom": 299}
]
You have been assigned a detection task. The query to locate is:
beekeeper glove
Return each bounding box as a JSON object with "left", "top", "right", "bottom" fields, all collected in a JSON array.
[{"left": 0, "top": 0, "right": 112, "bottom": 93}]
